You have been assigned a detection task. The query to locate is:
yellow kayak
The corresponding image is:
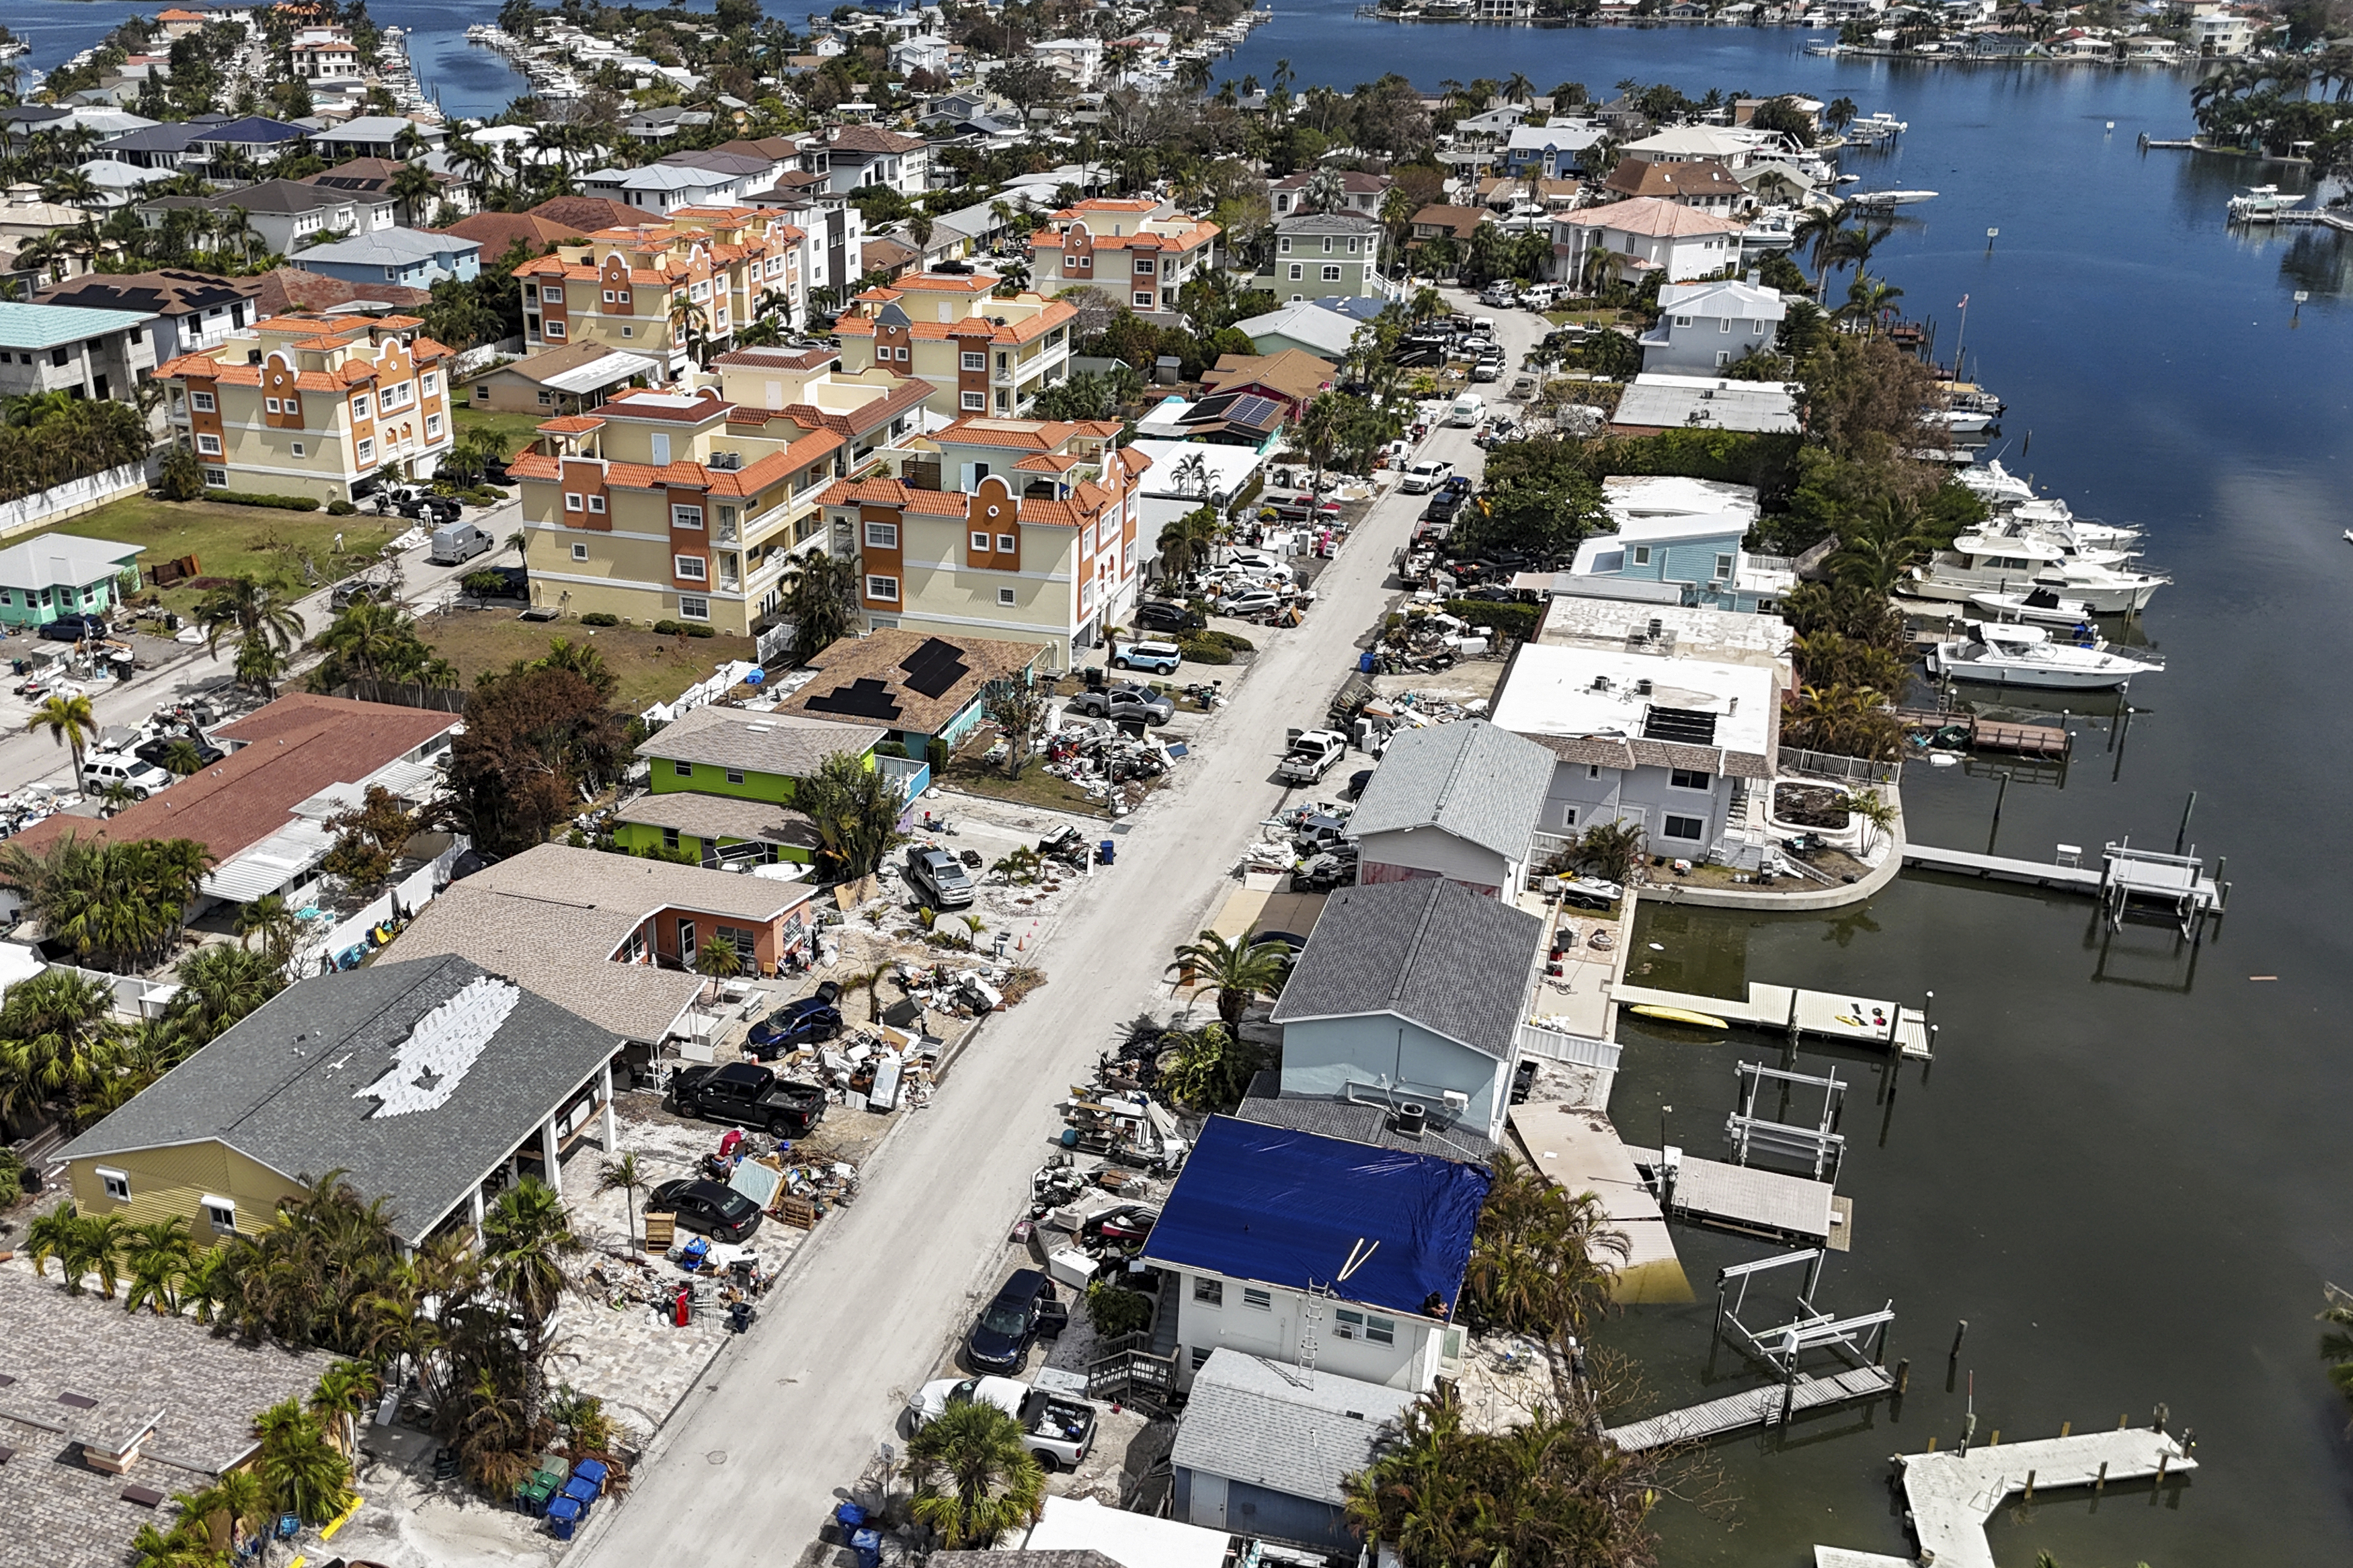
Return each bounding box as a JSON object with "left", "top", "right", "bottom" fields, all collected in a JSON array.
[{"left": 1630, "top": 1004, "right": 1730, "bottom": 1030}]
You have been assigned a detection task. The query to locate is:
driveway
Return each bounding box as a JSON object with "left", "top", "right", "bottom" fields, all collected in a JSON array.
[{"left": 568, "top": 392, "right": 1509, "bottom": 1563}]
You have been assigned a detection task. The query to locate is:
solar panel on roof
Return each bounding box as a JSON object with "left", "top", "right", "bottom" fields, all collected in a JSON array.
[
  {"left": 898, "top": 637, "right": 969, "bottom": 700},
  {"left": 1642, "top": 705, "right": 1719, "bottom": 745},
  {"left": 1224, "top": 394, "right": 1281, "bottom": 427},
  {"left": 805, "top": 677, "right": 903, "bottom": 721}
]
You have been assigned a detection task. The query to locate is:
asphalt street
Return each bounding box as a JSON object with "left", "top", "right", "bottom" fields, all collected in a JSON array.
[{"left": 569, "top": 296, "right": 1546, "bottom": 1564}]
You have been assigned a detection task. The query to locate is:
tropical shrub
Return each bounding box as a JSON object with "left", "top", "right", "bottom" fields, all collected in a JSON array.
[
  {"left": 204, "top": 490, "right": 323, "bottom": 511},
  {"left": 326, "top": 499, "right": 358, "bottom": 515},
  {"left": 580, "top": 612, "right": 619, "bottom": 626},
  {"left": 1084, "top": 1278, "right": 1154, "bottom": 1337}
]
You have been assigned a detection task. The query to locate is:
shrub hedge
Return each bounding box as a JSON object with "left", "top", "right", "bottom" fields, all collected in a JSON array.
[{"left": 205, "top": 489, "right": 321, "bottom": 511}]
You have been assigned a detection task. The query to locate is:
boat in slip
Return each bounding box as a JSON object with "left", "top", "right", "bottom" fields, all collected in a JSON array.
[
  {"left": 1967, "top": 586, "right": 2098, "bottom": 626},
  {"left": 2227, "top": 184, "right": 2305, "bottom": 222},
  {"left": 1926, "top": 407, "right": 1996, "bottom": 435},
  {"left": 1927, "top": 622, "right": 2163, "bottom": 690},
  {"left": 1849, "top": 189, "right": 1938, "bottom": 208},
  {"left": 1907, "top": 533, "right": 2168, "bottom": 614}
]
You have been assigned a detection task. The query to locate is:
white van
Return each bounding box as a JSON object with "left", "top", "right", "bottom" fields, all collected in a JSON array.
[
  {"left": 83, "top": 753, "right": 174, "bottom": 800},
  {"left": 429, "top": 522, "right": 493, "bottom": 565},
  {"left": 1448, "top": 393, "right": 1485, "bottom": 427}
]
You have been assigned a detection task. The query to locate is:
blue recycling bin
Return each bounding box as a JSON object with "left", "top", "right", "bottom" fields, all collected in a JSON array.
[
  {"left": 1358, "top": 649, "right": 1378, "bottom": 673},
  {"left": 834, "top": 1502, "right": 867, "bottom": 1533},
  {"left": 1097, "top": 839, "right": 1115, "bottom": 866},
  {"left": 850, "top": 1526, "right": 883, "bottom": 1568},
  {"left": 545, "top": 1495, "right": 584, "bottom": 1540},
  {"left": 569, "top": 1458, "right": 610, "bottom": 1495},
  {"left": 561, "top": 1475, "right": 600, "bottom": 1508}
]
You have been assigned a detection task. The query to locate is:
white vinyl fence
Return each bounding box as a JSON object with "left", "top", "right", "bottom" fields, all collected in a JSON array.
[{"left": 0, "top": 463, "right": 149, "bottom": 544}]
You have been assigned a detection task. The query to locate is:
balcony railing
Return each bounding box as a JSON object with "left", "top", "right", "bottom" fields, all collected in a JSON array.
[{"left": 879, "top": 754, "right": 930, "bottom": 803}]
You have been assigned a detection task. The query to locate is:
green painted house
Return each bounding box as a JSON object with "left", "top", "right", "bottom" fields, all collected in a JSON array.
[
  {"left": 616, "top": 708, "right": 898, "bottom": 866},
  {"left": 0, "top": 534, "right": 143, "bottom": 630}
]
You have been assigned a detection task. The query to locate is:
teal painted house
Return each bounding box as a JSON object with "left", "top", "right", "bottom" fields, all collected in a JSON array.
[
  {"left": 1564, "top": 475, "right": 1792, "bottom": 614},
  {"left": 0, "top": 534, "right": 144, "bottom": 630},
  {"left": 618, "top": 706, "right": 912, "bottom": 867}
]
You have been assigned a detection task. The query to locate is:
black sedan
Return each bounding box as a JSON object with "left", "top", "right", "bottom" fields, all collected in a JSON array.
[
  {"left": 1132, "top": 599, "right": 1206, "bottom": 634},
  {"left": 966, "top": 1268, "right": 1066, "bottom": 1374},
  {"left": 134, "top": 735, "right": 225, "bottom": 772},
  {"left": 649, "top": 1178, "right": 763, "bottom": 1243},
  {"left": 39, "top": 613, "right": 106, "bottom": 642}
]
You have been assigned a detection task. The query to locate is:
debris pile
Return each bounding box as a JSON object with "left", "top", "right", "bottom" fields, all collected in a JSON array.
[{"left": 1039, "top": 718, "right": 1172, "bottom": 809}]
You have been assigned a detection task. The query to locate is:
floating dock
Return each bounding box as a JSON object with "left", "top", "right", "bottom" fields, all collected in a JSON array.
[
  {"left": 1605, "top": 1365, "right": 1896, "bottom": 1451},
  {"left": 1903, "top": 842, "right": 2104, "bottom": 889},
  {"left": 1626, "top": 1144, "right": 1844, "bottom": 1245},
  {"left": 1905, "top": 839, "right": 2229, "bottom": 933},
  {"left": 1846, "top": 1426, "right": 2199, "bottom": 1568},
  {"left": 1613, "top": 981, "right": 1933, "bottom": 1060}
]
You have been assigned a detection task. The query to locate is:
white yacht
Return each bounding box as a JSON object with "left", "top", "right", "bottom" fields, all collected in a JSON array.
[
  {"left": 1958, "top": 459, "right": 2037, "bottom": 506},
  {"left": 2007, "top": 498, "right": 2143, "bottom": 550},
  {"left": 1966, "top": 587, "right": 2098, "bottom": 626},
  {"left": 2227, "top": 185, "right": 2306, "bottom": 222},
  {"left": 1850, "top": 189, "right": 1938, "bottom": 208},
  {"left": 1927, "top": 622, "right": 2163, "bottom": 690},
  {"left": 1907, "top": 533, "right": 2168, "bottom": 613},
  {"left": 1926, "top": 408, "right": 1996, "bottom": 435}
]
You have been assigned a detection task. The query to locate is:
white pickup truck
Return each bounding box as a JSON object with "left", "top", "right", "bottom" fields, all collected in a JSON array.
[
  {"left": 906, "top": 1376, "right": 1100, "bottom": 1471},
  {"left": 1275, "top": 729, "right": 1349, "bottom": 786}
]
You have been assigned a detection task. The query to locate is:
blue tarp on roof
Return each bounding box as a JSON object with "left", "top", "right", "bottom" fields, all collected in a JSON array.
[
  {"left": 1141, "top": 1115, "right": 1491, "bottom": 1319},
  {"left": 199, "top": 117, "right": 309, "bottom": 145}
]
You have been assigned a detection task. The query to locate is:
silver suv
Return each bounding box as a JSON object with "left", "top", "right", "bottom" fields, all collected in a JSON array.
[{"left": 906, "top": 845, "right": 975, "bottom": 909}]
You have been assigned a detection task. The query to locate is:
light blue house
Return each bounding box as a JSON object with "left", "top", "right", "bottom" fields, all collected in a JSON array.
[
  {"left": 1566, "top": 473, "right": 1790, "bottom": 614},
  {"left": 1268, "top": 877, "right": 1544, "bottom": 1144},
  {"left": 1501, "top": 122, "right": 1605, "bottom": 179},
  {"left": 292, "top": 228, "right": 481, "bottom": 290},
  {"left": 0, "top": 533, "right": 144, "bottom": 630}
]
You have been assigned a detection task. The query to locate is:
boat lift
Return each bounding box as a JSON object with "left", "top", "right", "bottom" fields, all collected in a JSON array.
[
  {"left": 2102, "top": 839, "right": 2227, "bottom": 938},
  {"left": 1725, "top": 1062, "right": 1846, "bottom": 1182},
  {"left": 1714, "top": 1247, "right": 1895, "bottom": 1378}
]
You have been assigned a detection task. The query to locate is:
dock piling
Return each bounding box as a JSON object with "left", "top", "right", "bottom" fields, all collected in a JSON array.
[
  {"left": 1949, "top": 1319, "right": 1968, "bottom": 1360},
  {"left": 2096, "top": 1460, "right": 2108, "bottom": 1490},
  {"left": 2174, "top": 794, "right": 2196, "bottom": 856},
  {"left": 2060, "top": 1420, "right": 2071, "bottom": 1437},
  {"left": 2023, "top": 1469, "right": 2035, "bottom": 1502},
  {"left": 1896, "top": 1358, "right": 1911, "bottom": 1393}
]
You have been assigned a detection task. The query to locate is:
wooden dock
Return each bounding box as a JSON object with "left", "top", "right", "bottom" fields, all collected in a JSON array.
[
  {"left": 1966, "top": 716, "right": 2070, "bottom": 756},
  {"left": 1626, "top": 1145, "right": 1842, "bottom": 1244},
  {"left": 1605, "top": 1364, "right": 1896, "bottom": 1451},
  {"left": 1884, "top": 1427, "right": 2198, "bottom": 1568},
  {"left": 1614, "top": 981, "right": 1933, "bottom": 1060},
  {"left": 1903, "top": 842, "right": 2105, "bottom": 891}
]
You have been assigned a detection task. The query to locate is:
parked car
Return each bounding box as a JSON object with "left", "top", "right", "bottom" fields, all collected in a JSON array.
[
  {"left": 1212, "top": 588, "right": 1284, "bottom": 618},
  {"left": 1470, "top": 358, "right": 1503, "bottom": 384},
  {"left": 426, "top": 521, "right": 492, "bottom": 563},
  {"left": 38, "top": 613, "right": 107, "bottom": 642},
  {"left": 647, "top": 1178, "right": 763, "bottom": 1243},
  {"left": 965, "top": 1268, "right": 1068, "bottom": 1374},
  {"left": 82, "top": 753, "right": 174, "bottom": 800},
  {"left": 1346, "top": 768, "right": 1375, "bottom": 799},
  {"left": 906, "top": 1377, "right": 1099, "bottom": 1471},
  {"left": 668, "top": 1062, "right": 829, "bottom": 1138},
  {"left": 1070, "top": 683, "right": 1174, "bottom": 725},
  {"left": 1132, "top": 599, "right": 1206, "bottom": 634},
  {"left": 1275, "top": 729, "right": 1348, "bottom": 785},
  {"left": 1225, "top": 547, "right": 1289, "bottom": 573},
  {"left": 1292, "top": 851, "right": 1355, "bottom": 893},
  {"left": 1511, "top": 1059, "right": 1540, "bottom": 1104},
  {"left": 132, "top": 735, "right": 224, "bottom": 772},
  {"left": 906, "top": 844, "right": 976, "bottom": 909},
  {"left": 1399, "top": 460, "right": 1453, "bottom": 494},
  {"left": 746, "top": 984, "right": 844, "bottom": 1058},
  {"left": 1110, "top": 639, "right": 1183, "bottom": 675}
]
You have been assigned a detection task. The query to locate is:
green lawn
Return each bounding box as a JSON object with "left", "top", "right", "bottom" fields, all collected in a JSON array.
[
  {"left": 53, "top": 496, "right": 408, "bottom": 616},
  {"left": 454, "top": 404, "right": 551, "bottom": 462},
  {"left": 414, "top": 608, "right": 757, "bottom": 712}
]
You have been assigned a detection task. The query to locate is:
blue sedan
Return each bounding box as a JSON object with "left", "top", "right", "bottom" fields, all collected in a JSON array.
[{"left": 746, "top": 983, "right": 844, "bottom": 1059}]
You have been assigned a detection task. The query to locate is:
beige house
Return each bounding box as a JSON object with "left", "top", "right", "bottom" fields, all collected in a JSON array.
[
  {"left": 512, "top": 206, "right": 809, "bottom": 382},
  {"left": 813, "top": 413, "right": 1150, "bottom": 670},
  {"left": 1028, "top": 196, "right": 1220, "bottom": 321},
  {"left": 156, "top": 312, "right": 456, "bottom": 501},
  {"left": 508, "top": 378, "right": 922, "bottom": 633},
  {"left": 469, "top": 340, "right": 660, "bottom": 415},
  {"left": 832, "top": 272, "right": 1076, "bottom": 417}
]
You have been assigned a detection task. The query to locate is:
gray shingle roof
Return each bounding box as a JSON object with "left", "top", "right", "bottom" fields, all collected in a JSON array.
[
  {"left": 612, "top": 789, "right": 820, "bottom": 852},
  {"left": 928, "top": 1557, "right": 1121, "bottom": 1568},
  {"left": 1347, "top": 719, "right": 1554, "bottom": 862},
  {"left": 1269, "top": 880, "right": 1541, "bottom": 1060},
  {"left": 1170, "top": 1350, "right": 1416, "bottom": 1504},
  {"left": 635, "top": 706, "right": 885, "bottom": 776},
  {"left": 58, "top": 956, "right": 622, "bottom": 1246},
  {"left": 1234, "top": 1073, "right": 1497, "bottom": 1161}
]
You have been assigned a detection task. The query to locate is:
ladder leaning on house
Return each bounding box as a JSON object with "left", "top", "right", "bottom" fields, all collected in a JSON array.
[{"left": 1299, "top": 1280, "right": 1333, "bottom": 1389}]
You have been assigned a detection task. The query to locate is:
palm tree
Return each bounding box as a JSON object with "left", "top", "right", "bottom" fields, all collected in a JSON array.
[
  {"left": 481, "top": 1175, "right": 579, "bottom": 1372},
  {"left": 235, "top": 892, "right": 298, "bottom": 964},
  {"left": 1503, "top": 71, "right": 1533, "bottom": 104},
  {"left": 599, "top": 1153, "right": 648, "bottom": 1253},
  {"left": 1296, "top": 392, "right": 1349, "bottom": 486},
  {"left": 24, "top": 1203, "right": 81, "bottom": 1287},
  {"left": 1155, "top": 505, "right": 1224, "bottom": 582},
  {"left": 799, "top": 749, "right": 906, "bottom": 879},
  {"left": 906, "top": 1399, "right": 1047, "bottom": 1549},
  {"left": 694, "top": 934, "right": 742, "bottom": 975},
  {"left": 1166, "top": 930, "right": 1290, "bottom": 1026},
  {"left": 66, "top": 1208, "right": 130, "bottom": 1298},
  {"left": 0, "top": 968, "right": 122, "bottom": 1123},
  {"left": 313, "top": 599, "right": 424, "bottom": 687},
  {"left": 195, "top": 1466, "right": 272, "bottom": 1567},
  {"left": 1839, "top": 274, "right": 1905, "bottom": 335},
  {"left": 1790, "top": 199, "right": 1849, "bottom": 296},
  {"left": 24, "top": 692, "right": 99, "bottom": 789},
  {"left": 779, "top": 550, "right": 860, "bottom": 663},
  {"left": 193, "top": 575, "right": 306, "bottom": 696},
  {"left": 159, "top": 737, "right": 207, "bottom": 776},
  {"left": 252, "top": 1399, "right": 356, "bottom": 1526},
  {"left": 120, "top": 1215, "right": 196, "bottom": 1315},
  {"left": 307, "top": 1360, "right": 381, "bottom": 1457},
  {"left": 836, "top": 964, "right": 894, "bottom": 1025},
  {"left": 168, "top": 943, "right": 287, "bottom": 1046}
]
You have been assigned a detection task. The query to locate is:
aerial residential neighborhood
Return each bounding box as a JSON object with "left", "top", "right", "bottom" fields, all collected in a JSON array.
[{"left": 0, "top": 1, "right": 2340, "bottom": 1567}]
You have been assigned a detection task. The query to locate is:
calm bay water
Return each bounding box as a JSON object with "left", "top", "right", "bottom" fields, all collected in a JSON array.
[
  {"left": 1237, "top": 9, "right": 2353, "bottom": 1566},
  {"left": 13, "top": 0, "right": 2353, "bottom": 1559}
]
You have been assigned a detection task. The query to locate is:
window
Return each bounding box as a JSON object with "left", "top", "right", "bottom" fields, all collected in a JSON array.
[
  {"left": 422, "top": 372, "right": 437, "bottom": 393},
  {"left": 284, "top": 399, "right": 298, "bottom": 421},
  {"left": 678, "top": 595, "right": 709, "bottom": 620},
  {"left": 1190, "top": 1346, "right": 1213, "bottom": 1370},
  {"left": 617, "top": 293, "right": 630, "bottom": 308},
  {"left": 961, "top": 390, "right": 985, "bottom": 411},
  {"left": 1322, "top": 265, "right": 1341, "bottom": 281},
  {"left": 202, "top": 1196, "right": 237, "bottom": 1235},
  {"left": 621, "top": 325, "right": 633, "bottom": 338},
  {"left": 1134, "top": 292, "right": 1154, "bottom": 308},
  {"left": 1674, "top": 315, "right": 1692, "bottom": 327},
  {"left": 603, "top": 289, "right": 616, "bottom": 302},
  {"left": 960, "top": 350, "right": 986, "bottom": 372},
  {"left": 1560, "top": 804, "right": 1579, "bottom": 827},
  {"left": 588, "top": 495, "right": 606, "bottom": 513},
  {"left": 571, "top": 542, "right": 590, "bottom": 561},
  {"left": 564, "top": 492, "right": 584, "bottom": 512},
  {"left": 996, "top": 534, "right": 1016, "bottom": 553},
  {"left": 352, "top": 394, "right": 371, "bottom": 419},
  {"left": 1714, "top": 552, "right": 1734, "bottom": 580},
  {"left": 426, "top": 413, "right": 441, "bottom": 438},
  {"left": 190, "top": 390, "right": 214, "bottom": 412},
  {"left": 673, "top": 505, "right": 704, "bottom": 530},
  {"left": 725, "top": 768, "right": 746, "bottom": 784},
  {"left": 1630, "top": 545, "right": 1651, "bottom": 567},
  {"left": 195, "top": 433, "right": 221, "bottom": 454},
  {"left": 49, "top": 346, "right": 68, "bottom": 368},
  {"left": 1288, "top": 263, "right": 1303, "bottom": 281},
  {"left": 204, "top": 466, "right": 227, "bottom": 487},
  {"left": 1715, "top": 350, "right": 1732, "bottom": 368},
  {"left": 663, "top": 827, "right": 681, "bottom": 850},
  {"left": 865, "top": 573, "right": 899, "bottom": 602},
  {"left": 1334, "top": 1309, "right": 1396, "bottom": 1345},
  {"left": 1663, "top": 814, "right": 1706, "bottom": 841},
  {"left": 539, "top": 285, "right": 563, "bottom": 305},
  {"left": 290, "top": 441, "right": 305, "bottom": 457},
  {"left": 1133, "top": 255, "right": 1154, "bottom": 276},
  {"left": 971, "top": 530, "right": 992, "bottom": 551},
  {"left": 864, "top": 520, "right": 898, "bottom": 549},
  {"left": 99, "top": 1167, "right": 130, "bottom": 1202},
  {"left": 1721, "top": 317, "right": 1734, "bottom": 332},
  {"left": 1193, "top": 1277, "right": 1224, "bottom": 1305},
  {"left": 545, "top": 321, "right": 565, "bottom": 339},
  {"left": 265, "top": 397, "right": 281, "bottom": 414},
  {"left": 1669, "top": 768, "right": 1712, "bottom": 792},
  {"left": 1242, "top": 1286, "right": 1272, "bottom": 1311},
  {"left": 1278, "top": 237, "right": 1291, "bottom": 254},
  {"left": 997, "top": 586, "right": 1016, "bottom": 606},
  {"left": 674, "top": 554, "right": 707, "bottom": 581},
  {"left": 1753, "top": 319, "right": 1767, "bottom": 335},
  {"left": 673, "top": 759, "right": 694, "bottom": 778}
]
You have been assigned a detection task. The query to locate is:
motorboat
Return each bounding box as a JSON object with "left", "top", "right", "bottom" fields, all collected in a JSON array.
[
  {"left": 1849, "top": 189, "right": 1938, "bottom": 208},
  {"left": 2227, "top": 185, "right": 2306, "bottom": 222},
  {"left": 1926, "top": 408, "right": 1996, "bottom": 435},
  {"left": 1966, "top": 587, "right": 2098, "bottom": 626},
  {"left": 1958, "top": 459, "right": 2037, "bottom": 505},
  {"left": 2007, "top": 498, "right": 2143, "bottom": 549},
  {"left": 1927, "top": 622, "right": 2162, "bottom": 690},
  {"left": 1907, "top": 533, "right": 2168, "bottom": 613}
]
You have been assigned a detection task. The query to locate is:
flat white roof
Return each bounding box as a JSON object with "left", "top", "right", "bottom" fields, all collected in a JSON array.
[
  {"left": 1128, "top": 437, "right": 1263, "bottom": 499},
  {"left": 1491, "top": 642, "right": 1778, "bottom": 758},
  {"left": 1536, "top": 595, "right": 1792, "bottom": 663},
  {"left": 1603, "top": 473, "right": 1760, "bottom": 524},
  {"left": 1023, "top": 1496, "right": 1230, "bottom": 1568}
]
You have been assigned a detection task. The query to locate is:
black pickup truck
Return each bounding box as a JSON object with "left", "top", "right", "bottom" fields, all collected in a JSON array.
[{"left": 668, "top": 1062, "right": 828, "bottom": 1138}]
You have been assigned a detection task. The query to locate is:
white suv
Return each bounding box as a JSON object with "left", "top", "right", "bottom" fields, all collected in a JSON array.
[{"left": 83, "top": 754, "right": 173, "bottom": 800}]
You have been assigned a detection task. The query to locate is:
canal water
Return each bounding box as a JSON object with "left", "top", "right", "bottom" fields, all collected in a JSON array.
[{"left": 1234, "top": 9, "right": 2353, "bottom": 1567}]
